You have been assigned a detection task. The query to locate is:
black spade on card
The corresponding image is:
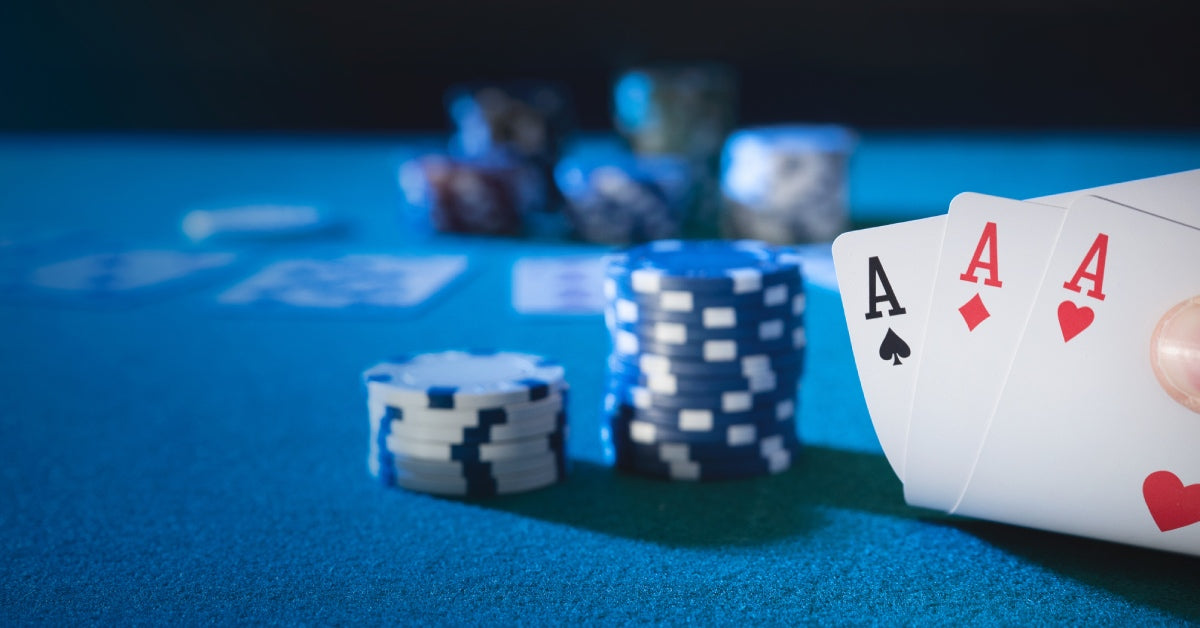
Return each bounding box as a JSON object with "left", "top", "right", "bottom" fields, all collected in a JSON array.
[{"left": 879, "top": 328, "right": 911, "bottom": 366}]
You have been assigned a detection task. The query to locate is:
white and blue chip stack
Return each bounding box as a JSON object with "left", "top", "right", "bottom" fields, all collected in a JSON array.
[
  {"left": 363, "top": 350, "right": 569, "bottom": 497},
  {"left": 602, "top": 240, "right": 805, "bottom": 481}
]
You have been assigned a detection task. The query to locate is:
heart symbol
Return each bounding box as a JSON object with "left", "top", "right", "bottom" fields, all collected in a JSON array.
[
  {"left": 1057, "top": 300, "right": 1094, "bottom": 343},
  {"left": 1143, "top": 470, "right": 1200, "bottom": 532}
]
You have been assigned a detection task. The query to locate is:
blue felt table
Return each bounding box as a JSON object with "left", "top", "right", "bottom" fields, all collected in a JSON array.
[{"left": 2, "top": 133, "right": 1199, "bottom": 625}]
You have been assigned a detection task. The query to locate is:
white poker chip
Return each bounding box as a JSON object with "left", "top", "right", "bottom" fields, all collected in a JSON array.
[
  {"left": 383, "top": 430, "right": 565, "bottom": 463},
  {"left": 366, "top": 391, "right": 566, "bottom": 429},
  {"left": 387, "top": 450, "right": 564, "bottom": 479},
  {"left": 363, "top": 350, "right": 566, "bottom": 409},
  {"left": 391, "top": 464, "right": 562, "bottom": 497}
]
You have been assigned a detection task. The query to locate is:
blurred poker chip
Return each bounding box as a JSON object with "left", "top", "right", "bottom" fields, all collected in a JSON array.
[
  {"left": 554, "top": 151, "right": 698, "bottom": 245},
  {"left": 400, "top": 154, "right": 547, "bottom": 237},
  {"left": 719, "top": 124, "right": 856, "bottom": 244},
  {"left": 613, "top": 64, "right": 737, "bottom": 162},
  {"left": 446, "top": 82, "right": 574, "bottom": 171}
]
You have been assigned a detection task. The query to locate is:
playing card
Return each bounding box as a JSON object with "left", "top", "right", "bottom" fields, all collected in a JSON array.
[
  {"left": 903, "top": 193, "right": 1068, "bottom": 511},
  {"left": 511, "top": 255, "right": 607, "bottom": 315},
  {"left": 13, "top": 248, "right": 238, "bottom": 305},
  {"left": 954, "top": 195, "right": 1200, "bottom": 556},
  {"left": 1030, "top": 169, "right": 1200, "bottom": 226},
  {"left": 832, "top": 216, "right": 946, "bottom": 479},
  {"left": 217, "top": 254, "right": 468, "bottom": 313}
]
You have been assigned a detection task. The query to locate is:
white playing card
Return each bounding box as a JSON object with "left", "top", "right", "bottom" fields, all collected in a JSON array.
[
  {"left": 1030, "top": 169, "right": 1200, "bottom": 226},
  {"left": 21, "top": 249, "right": 238, "bottom": 304},
  {"left": 903, "top": 193, "right": 1067, "bottom": 512},
  {"left": 511, "top": 255, "right": 607, "bottom": 315},
  {"left": 954, "top": 195, "right": 1200, "bottom": 556},
  {"left": 832, "top": 216, "right": 946, "bottom": 480},
  {"left": 217, "top": 255, "right": 467, "bottom": 310}
]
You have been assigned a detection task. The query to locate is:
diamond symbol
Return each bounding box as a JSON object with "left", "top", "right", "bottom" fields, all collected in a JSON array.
[{"left": 959, "top": 293, "right": 990, "bottom": 331}]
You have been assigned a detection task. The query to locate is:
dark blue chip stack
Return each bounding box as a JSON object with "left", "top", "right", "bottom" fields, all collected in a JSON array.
[
  {"left": 363, "top": 350, "right": 569, "bottom": 497},
  {"left": 602, "top": 240, "right": 806, "bottom": 481}
]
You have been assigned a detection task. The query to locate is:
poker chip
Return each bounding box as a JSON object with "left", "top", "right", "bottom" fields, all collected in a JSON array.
[
  {"left": 604, "top": 277, "right": 801, "bottom": 313},
  {"left": 363, "top": 350, "right": 569, "bottom": 497},
  {"left": 401, "top": 154, "right": 547, "bottom": 236},
  {"left": 602, "top": 239, "right": 805, "bottom": 481},
  {"left": 612, "top": 432, "right": 798, "bottom": 482},
  {"left": 607, "top": 316, "right": 803, "bottom": 345},
  {"left": 607, "top": 382, "right": 794, "bottom": 414},
  {"left": 719, "top": 125, "right": 856, "bottom": 244},
  {"left": 614, "top": 351, "right": 804, "bottom": 379},
  {"left": 609, "top": 405, "right": 796, "bottom": 445},
  {"left": 610, "top": 329, "right": 806, "bottom": 361},
  {"left": 606, "top": 394, "right": 796, "bottom": 428},
  {"left": 604, "top": 239, "right": 801, "bottom": 293},
  {"left": 615, "top": 447, "right": 793, "bottom": 482},
  {"left": 607, "top": 362, "right": 798, "bottom": 395},
  {"left": 609, "top": 292, "right": 806, "bottom": 326},
  {"left": 554, "top": 152, "right": 696, "bottom": 244},
  {"left": 613, "top": 64, "right": 737, "bottom": 161},
  {"left": 363, "top": 350, "right": 566, "bottom": 410},
  {"left": 446, "top": 82, "right": 573, "bottom": 169}
]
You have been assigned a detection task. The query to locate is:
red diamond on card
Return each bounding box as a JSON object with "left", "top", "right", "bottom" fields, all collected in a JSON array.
[{"left": 959, "top": 293, "right": 990, "bottom": 331}]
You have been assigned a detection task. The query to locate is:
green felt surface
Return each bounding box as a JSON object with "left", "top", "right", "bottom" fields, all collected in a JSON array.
[{"left": 1, "top": 134, "right": 1198, "bottom": 625}]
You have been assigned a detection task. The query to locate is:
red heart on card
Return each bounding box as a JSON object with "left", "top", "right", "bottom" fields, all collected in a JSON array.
[
  {"left": 1143, "top": 470, "right": 1200, "bottom": 532},
  {"left": 1057, "top": 300, "right": 1094, "bottom": 343}
]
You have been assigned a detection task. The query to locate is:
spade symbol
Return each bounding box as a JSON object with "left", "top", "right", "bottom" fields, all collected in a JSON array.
[{"left": 878, "top": 328, "right": 911, "bottom": 366}]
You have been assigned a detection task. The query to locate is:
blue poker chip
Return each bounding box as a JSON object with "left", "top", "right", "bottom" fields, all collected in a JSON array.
[
  {"left": 603, "top": 393, "right": 796, "bottom": 428},
  {"left": 604, "top": 274, "right": 801, "bottom": 311},
  {"left": 606, "top": 314, "right": 803, "bottom": 344},
  {"left": 606, "top": 378, "right": 795, "bottom": 413},
  {"left": 606, "top": 363, "right": 799, "bottom": 395},
  {"left": 363, "top": 350, "right": 566, "bottom": 410},
  {"left": 610, "top": 429, "right": 800, "bottom": 466},
  {"left": 606, "top": 291, "right": 806, "bottom": 327},
  {"left": 610, "top": 351, "right": 804, "bottom": 378},
  {"left": 614, "top": 448, "right": 793, "bottom": 482},
  {"left": 610, "top": 328, "right": 805, "bottom": 361},
  {"left": 554, "top": 153, "right": 699, "bottom": 245},
  {"left": 607, "top": 409, "right": 796, "bottom": 446},
  {"left": 605, "top": 240, "right": 802, "bottom": 294}
]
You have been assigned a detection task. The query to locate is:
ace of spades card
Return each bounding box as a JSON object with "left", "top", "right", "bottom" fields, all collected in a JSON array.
[{"left": 833, "top": 216, "right": 946, "bottom": 479}]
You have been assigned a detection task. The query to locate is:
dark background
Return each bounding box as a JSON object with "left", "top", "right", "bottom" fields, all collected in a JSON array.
[{"left": 2, "top": 0, "right": 1199, "bottom": 132}]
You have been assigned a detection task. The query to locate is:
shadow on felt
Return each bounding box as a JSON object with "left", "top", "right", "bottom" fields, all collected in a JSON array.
[
  {"left": 939, "top": 518, "right": 1200, "bottom": 623},
  {"left": 471, "top": 445, "right": 912, "bottom": 548}
]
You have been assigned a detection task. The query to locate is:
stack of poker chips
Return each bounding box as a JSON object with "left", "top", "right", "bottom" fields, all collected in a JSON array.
[
  {"left": 398, "top": 82, "right": 574, "bottom": 237},
  {"left": 602, "top": 240, "right": 805, "bottom": 481},
  {"left": 447, "top": 82, "right": 573, "bottom": 175},
  {"left": 363, "top": 350, "right": 568, "bottom": 497},
  {"left": 400, "top": 154, "right": 546, "bottom": 237},
  {"left": 613, "top": 65, "right": 738, "bottom": 239},
  {"left": 613, "top": 64, "right": 737, "bottom": 162},
  {"left": 720, "top": 125, "right": 856, "bottom": 244},
  {"left": 553, "top": 152, "right": 698, "bottom": 245}
]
